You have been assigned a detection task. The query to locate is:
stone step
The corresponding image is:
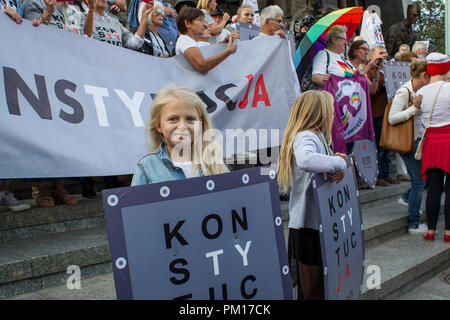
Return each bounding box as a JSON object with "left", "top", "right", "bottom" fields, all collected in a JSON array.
[
  {"left": 0, "top": 227, "right": 110, "bottom": 299},
  {"left": 0, "top": 196, "right": 105, "bottom": 243},
  {"left": 361, "top": 216, "right": 450, "bottom": 300},
  {"left": 5, "top": 224, "right": 449, "bottom": 300}
]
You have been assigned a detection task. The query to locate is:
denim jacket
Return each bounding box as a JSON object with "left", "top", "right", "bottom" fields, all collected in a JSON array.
[{"left": 131, "top": 143, "right": 203, "bottom": 186}]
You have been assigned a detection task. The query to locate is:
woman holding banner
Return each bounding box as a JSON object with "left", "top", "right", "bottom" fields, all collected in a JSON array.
[
  {"left": 278, "top": 91, "right": 347, "bottom": 300},
  {"left": 138, "top": 0, "right": 171, "bottom": 57},
  {"left": 83, "top": 0, "right": 150, "bottom": 49},
  {"left": 388, "top": 60, "right": 430, "bottom": 235},
  {"left": 175, "top": 7, "right": 238, "bottom": 73}
]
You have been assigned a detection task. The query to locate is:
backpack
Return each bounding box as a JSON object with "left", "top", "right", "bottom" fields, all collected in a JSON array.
[{"left": 300, "top": 50, "right": 330, "bottom": 91}]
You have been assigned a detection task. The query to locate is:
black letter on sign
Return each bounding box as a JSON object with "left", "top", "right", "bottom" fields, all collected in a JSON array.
[
  {"left": 55, "top": 80, "right": 84, "bottom": 124},
  {"left": 164, "top": 221, "right": 189, "bottom": 249},
  {"left": 232, "top": 207, "right": 248, "bottom": 233},
  {"left": 215, "top": 84, "right": 237, "bottom": 111},
  {"left": 333, "top": 222, "right": 339, "bottom": 241},
  {"left": 4, "top": 67, "right": 52, "bottom": 119},
  {"left": 169, "top": 259, "right": 190, "bottom": 285},
  {"left": 209, "top": 283, "right": 228, "bottom": 300},
  {"left": 344, "top": 184, "right": 350, "bottom": 202},
  {"left": 202, "top": 214, "right": 223, "bottom": 239},
  {"left": 351, "top": 232, "right": 357, "bottom": 248},
  {"left": 328, "top": 196, "right": 336, "bottom": 216},
  {"left": 196, "top": 90, "right": 217, "bottom": 114},
  {"left": 241, "top": 275, "right": 257, "bottom": 299}
]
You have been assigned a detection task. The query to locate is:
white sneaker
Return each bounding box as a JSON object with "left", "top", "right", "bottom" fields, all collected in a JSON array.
[
  {"left": 408, "top": 223, "right": 428, "bottom": 235},
  {"left": 0, "top": 191, "right": 31, "bottom": 212},
  {"left": 398, "top": 197, "right": 408, "bottom": 207}
]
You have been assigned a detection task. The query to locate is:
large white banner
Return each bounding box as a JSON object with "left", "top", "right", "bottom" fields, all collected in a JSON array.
[{"left": 0, "top": 14, "right": 299, "bottom": 178}]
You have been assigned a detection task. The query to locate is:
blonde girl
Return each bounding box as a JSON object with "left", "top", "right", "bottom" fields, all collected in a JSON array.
[
  {"left": 131, "top": 85, "right": 228, "bottom": 186},
  {"left": 278, "top": 90, "right": 347, "bottom": 300}
]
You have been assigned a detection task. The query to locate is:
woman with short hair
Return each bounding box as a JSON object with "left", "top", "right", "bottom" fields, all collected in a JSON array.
[
  {"left": 175, "top": 7, "right": 237, "bottom": 73},
  {"left": 311, "top": 25, "right": 354, "bottom": 87},
  {"left": 139, "top": 0, "right": 171, "bottom": 57}
]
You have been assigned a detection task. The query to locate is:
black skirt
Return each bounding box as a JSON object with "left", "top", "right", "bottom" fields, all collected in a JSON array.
[{"left": 288, "top": 227, "right": 322, "bottom": 266}]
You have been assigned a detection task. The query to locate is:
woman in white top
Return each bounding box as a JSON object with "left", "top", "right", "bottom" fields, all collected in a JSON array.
[
  {"left": 175, "top": 7, "right": 237, "bottom": 73},
  {"left": 312, "top": 25, "right": 356, "bottom": 87},
  {"left": 197, "top": 0, "right": 230, "bottom": 43},
  {"left": 388, "top": 60, "right": 430, "bottom": 235},
  {"left": 414, "top": 53, "right": 450, "bottom": 242}
]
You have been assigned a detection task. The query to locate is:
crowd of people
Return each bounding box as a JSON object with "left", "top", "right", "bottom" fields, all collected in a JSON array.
[{"left": 1, "top": 0, "right": 449, "bottom": 300}]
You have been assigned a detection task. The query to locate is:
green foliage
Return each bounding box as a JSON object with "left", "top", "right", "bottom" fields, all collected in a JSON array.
[{"left": 415, "top": 0, "right": 445, "bottom": 53}]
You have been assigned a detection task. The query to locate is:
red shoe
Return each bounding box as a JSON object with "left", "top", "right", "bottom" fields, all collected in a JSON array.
[
  {"left": 444, "top": 234, "right": 450, "bottom": 243},
  {"left": 423, "top": 233, "right": 435, "bottom": 241}
]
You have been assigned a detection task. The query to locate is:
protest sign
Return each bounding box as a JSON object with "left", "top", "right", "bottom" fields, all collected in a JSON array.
[
  {"left": 312, "top": 159, "right": 365, "bottom": 300},
  {"left": 324, "top": 75, "right": 374, "bottom": 154},
  {"left": 0, "top": 14, "right": 299, "bottom": 178},
  {"left": 383, "top": 61, "right": 411, "bottom": 101},
  {"left": 236, "top": 21, "right": 260, "bottom": 41},
  {"left": 360, "top": 10, "right": 385, "bottom": 49},
  {"left": 352, "top": 139, "right": 378, "bottom": 189},
  {"left": 102, "top": 167, "right": 293, "bottom": 300}
]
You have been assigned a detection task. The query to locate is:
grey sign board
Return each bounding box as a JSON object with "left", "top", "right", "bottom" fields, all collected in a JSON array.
[
  {"left": 312, "top": 159, "right": 365, "bottom": 300},
  {"left": 102, "top": 167, "right": 292, "bottom": 300},
  {"left": 383, "top": 61, "right": 411, "bottom": 101},
  {"left": 352, "top": 139, "right": 378, "bottom": 189},
  {"left": 237, "top": 21, "right": 261, "bottom": 41}
]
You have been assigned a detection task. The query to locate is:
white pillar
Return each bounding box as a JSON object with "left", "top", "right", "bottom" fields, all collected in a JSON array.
[{"left": 446, "top": 0, "right": 449, "bottom": 55}]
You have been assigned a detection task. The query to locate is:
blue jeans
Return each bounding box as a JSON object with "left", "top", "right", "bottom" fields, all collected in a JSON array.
[
  {"left": 373, "top": 117, "right": 390, "bottom": 179},
  {"left": 401, "top": 139, "right": 426, "bottom": 228}
]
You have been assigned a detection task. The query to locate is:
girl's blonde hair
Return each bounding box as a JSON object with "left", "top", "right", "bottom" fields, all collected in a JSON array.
[
  {"left": 197, "top": 0, "right": 211, "bottom": 10},
  {"left": 148, "top": 85, "right": 228, "bottom": 176},
  {"left": 278, "top": 90, "right": 335, "bottom": 195}
]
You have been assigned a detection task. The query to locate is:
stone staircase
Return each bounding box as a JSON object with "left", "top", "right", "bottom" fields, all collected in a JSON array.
[{"left": 1, "top": 177, "right": 449, "bottom": 300}]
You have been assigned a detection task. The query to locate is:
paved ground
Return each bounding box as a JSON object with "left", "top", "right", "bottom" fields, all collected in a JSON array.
[{"left": 7, "top": 268, "right": 449, "bottom": 300}]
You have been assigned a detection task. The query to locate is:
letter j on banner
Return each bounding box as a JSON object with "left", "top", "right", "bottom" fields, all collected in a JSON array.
[{"left": 102, "top": 167, "right": 292, "bottom": 300}]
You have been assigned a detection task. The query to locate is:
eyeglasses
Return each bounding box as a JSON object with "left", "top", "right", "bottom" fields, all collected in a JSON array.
[
  {"left": 335, "top": 35, "right": 347, "bottom": 41},
  {"left": 154, "top": 8, "right": 164, "bottom": 15},
  {"left": 269, "top": 18, "right": 283, "bottom": 24}
]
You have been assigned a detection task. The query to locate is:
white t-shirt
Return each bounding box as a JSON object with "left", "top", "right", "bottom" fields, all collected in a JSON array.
[
  {"left": 175, "top": 34, "right": 202, "bottom": 55},
  {"left": 172, "top": 161, "right": 198, "bottom": 178},
  {"left": 417, "top": 81, "right": 450, "bottom": 136},
  {"left": 312, "top": 49, "right": 356, "bottom": 78}
]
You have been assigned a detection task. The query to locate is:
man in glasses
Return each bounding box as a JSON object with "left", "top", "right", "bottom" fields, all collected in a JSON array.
[{"left": 254, "top": 4, "right": 286, "bottom": 39}]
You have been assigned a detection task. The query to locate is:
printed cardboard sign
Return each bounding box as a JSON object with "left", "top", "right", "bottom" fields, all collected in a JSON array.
[
  {"left": 102, "top": 167, "right": 292, "bottom": 300},
  {"left": 312, "top": 159, "right": 365, "bottom": 300},
  {"left": 352, "top": 139, "right": 378, "bottom": 189},
  {"left": 383, "top": 61, "right": 411, "bottom": 101},
  {"left": 237, "top": 21, "right": 261, "bottom": 41}
]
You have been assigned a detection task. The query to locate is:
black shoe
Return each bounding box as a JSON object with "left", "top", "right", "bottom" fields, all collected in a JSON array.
[{"left": 81, "top": 186, "right": 97, "bottom": 198}]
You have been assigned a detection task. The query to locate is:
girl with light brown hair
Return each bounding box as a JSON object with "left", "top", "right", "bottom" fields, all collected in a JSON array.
[{"left": 278, "top": 90, "right": 347, "bottom": 299}]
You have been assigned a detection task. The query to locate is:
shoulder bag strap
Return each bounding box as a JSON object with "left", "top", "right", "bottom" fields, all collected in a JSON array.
[{"left": 424, "top": 82, "right": 445, "bottom": 129}]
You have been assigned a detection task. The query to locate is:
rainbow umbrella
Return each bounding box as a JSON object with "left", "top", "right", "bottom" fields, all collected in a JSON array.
[{"left": 294, "top": 7, "right": 363, "bottom": 79}]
